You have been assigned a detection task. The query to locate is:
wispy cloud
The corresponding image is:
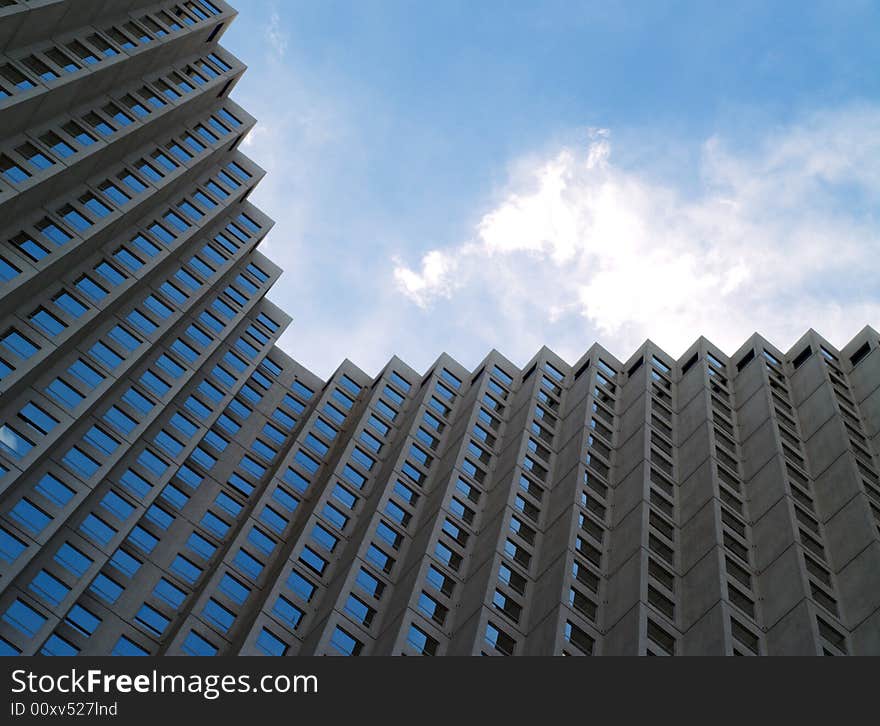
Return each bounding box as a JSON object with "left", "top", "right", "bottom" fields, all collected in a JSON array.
[
  {"left": 391, "top": 105, "right": 880, "bottom": 365},
  {"left": 264, "top": 9, "right": 288, "bottom": 60}
]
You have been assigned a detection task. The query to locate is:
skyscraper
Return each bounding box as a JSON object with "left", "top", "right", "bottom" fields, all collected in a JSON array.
[{"left": 0, "top": 0, "right": 878, "bottom": 656}]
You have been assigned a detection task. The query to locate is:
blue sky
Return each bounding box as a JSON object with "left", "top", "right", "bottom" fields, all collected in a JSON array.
[{"left": 222, "top": 1, "right": 880, "bottom": 378}]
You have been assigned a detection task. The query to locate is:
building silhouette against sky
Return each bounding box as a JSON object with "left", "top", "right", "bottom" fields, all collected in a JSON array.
[{"left": 0, "top": 0, "right": 878, "bottom": 656}]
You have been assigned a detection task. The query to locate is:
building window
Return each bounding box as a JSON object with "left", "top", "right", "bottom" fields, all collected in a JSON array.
[{"left": 329, "top": 626, "right": 362, "bottom": 656}]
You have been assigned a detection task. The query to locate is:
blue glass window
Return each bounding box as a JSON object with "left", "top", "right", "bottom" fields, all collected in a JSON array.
[
  {"left": 311, "top": 523, "right": 338, "bottom": 552},
  {"left": 135, "top": 604, "right": 169, "bottom": 636},
  {"left": 256, "top": 629, "right": 287, "bottom": 656},
  {"left": 30, "top": 308, "right": 66, "bottom": 336},
  {"left": 75, "top": 275, "right": 108, "bottom": 301},
  {"left": 127, "top": 525, "right": 158, "bottom": 554},
  {"left": 0, "top": 256, "right": 20, "bottom": 282},
  {"left": 355, "top": 568, "right": 383, "bottom": 598},
  {"left": 202, "top": 598, "right": 234, "bottom": 632},
  {"left": 54, "top": 542, "right": 92, "bottom": 577},
  {"left": 260, "top": 506, "right": 287, "bottom": 534},
  {"left": 66, "top": 604, "right": 100, "bottom": 636},
  {"left": 119, "top": 468, "right": 151, "bottom": 499},
  {"left": 61, "top": 207, "right": 91, "bottom": 231},
  {"left": 286, "top": 570, "right": 316, "bottom": 601},
  {"left": 10, "top": 498, "right": 51, "bottom": 534},
  {"left": 3, "top": 425, "right": 32, "bottom": 465},
  {"left": 89, "top": 573, "right": 123, "bottom": 604},
  {"left": 329, "top": 626, "right": 361, "bottom": 656},
  {"left": 63, "top": 446, "right": 100, "bottom": 478},
  {"left": 248, "top": 527, "right": 276, "bottom": 555},
  {"left": 41, "top": 634, "right": 79, "bottom": 656},
  {"left": 234, "top": 548, "right": 263, "bottom": 579},
  {"left": 53, "top": 292, "right": 87, "bottom": 318},
  {"left": 299, "top": 546, "right": 326, "bottom": 575},
  {"left": 344, "top": 594, "right": 372, "bottom": 625},
  {"left": 0, "top": 527, "right": 27, "bottom": 565},
  {"left": 171, "top": 555, "right": 202, "bottom": 584},
  {"left": 272, "top": 595, "right": 303, "bottom": 629},
  {"left": 3, "top": 599, "right": 46, "bottom": 638},
  {"left": 80, "top": 513, "right": 115, "bottom": 545},
  {"left": 201, "top": 511, "right": 228, "bottom": 537},
  {"left": 100, "top": 490, "right": 133, "bottom": 520},
  {"left": 186, "top": 532, "right": 216, "bottom": 560},
  {"left": 89, "top": 341, "right": 122, "bottom": 369},
  {"left": 153, "top": 578, "right": 185, "bottom": 608},
  {"left": 145, "top": 504, "right": 173, "bottom": 530},
  {"left": 111, "top": 635, "right": 148, "bottom": 656},
  {"left": 219, "top": 573, "right": 250, "bottom": 604},
  {"left": 29, "top": 569, "right": 70, "bottom": 606},
  {"left": 181, "top": 631, "right": 216, "bottom": 656},
  {"left": 109, "top": 548, "right": 141, "bottom": 578},
  {"left": 2, "top": 330, "right": 39, "bottom": 358},
  {"left": 46, "top": 380, "right": 83, "bottom": 408}
]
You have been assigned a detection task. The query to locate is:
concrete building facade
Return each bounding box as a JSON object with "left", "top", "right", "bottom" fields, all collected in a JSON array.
[{"left": 0, "top": 0, "right": 878, "bottom": 656}]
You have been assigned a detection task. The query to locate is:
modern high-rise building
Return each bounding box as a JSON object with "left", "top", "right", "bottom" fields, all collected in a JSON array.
[{"left": 0, "top": 0, "right": 878, "bottom": 657}]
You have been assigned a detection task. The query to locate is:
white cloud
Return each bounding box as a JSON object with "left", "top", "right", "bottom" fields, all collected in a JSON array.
[
  {"left": 391, "top": 106, "right": 880, "bottom": 365},
  {"left": 264, "top": 10, "right": 288, "bottom": 60},
  {"left": 393, "top": 248, "right": 466, "bottom": 307}
]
